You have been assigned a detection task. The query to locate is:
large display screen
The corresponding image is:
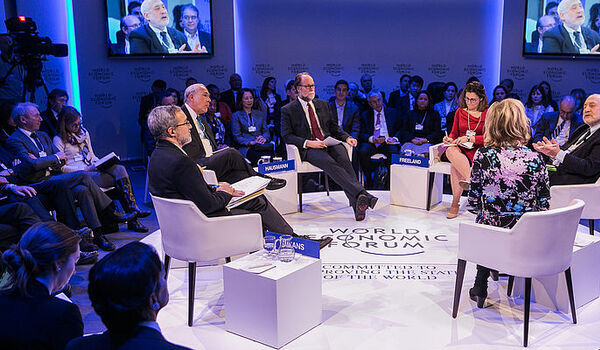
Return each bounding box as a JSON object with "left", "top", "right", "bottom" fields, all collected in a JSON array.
[
  {"left": 523, "top": 0, "right": 600, "bottom": 57},
  {"left": 105, "top": 0, "right": 213, "bottom": 57}
]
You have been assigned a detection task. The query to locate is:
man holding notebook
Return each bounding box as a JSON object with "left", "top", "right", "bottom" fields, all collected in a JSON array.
[{"left": 147, "top": 105, "right": 332, "bottom": 248}]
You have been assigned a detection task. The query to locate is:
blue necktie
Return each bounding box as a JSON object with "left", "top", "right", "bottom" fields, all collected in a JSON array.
[
  {"left": 30, "top": 132, "right": 44, "bottom": 152},
  {"left": 159, "top": 31, "right": 171, "bottom": 51}
]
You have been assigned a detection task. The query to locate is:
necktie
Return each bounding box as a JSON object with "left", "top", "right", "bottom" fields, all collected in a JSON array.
[
  {"left": 551, "top": 121, "right": 565, "bottom": 140},
  {"left": 374, "top": 112, "right": 381, "bottom": 139},
  {"left": 566, "top": 128, "right": 591, "bottom": 153},
  {"left": 30, "top": 132, "right": 44, "bottom": 152},
  {"left": 307, "top": 103, "right": 324, "bottom": 141},
  {"left": 159, "top": 31, "right": 172, "bottom": 51},
  {"left": 574, "top": 31, "right": 584, "bottom": 49},
  {"left": 197, "top": 115, "right": 217, "bottom": 150}
]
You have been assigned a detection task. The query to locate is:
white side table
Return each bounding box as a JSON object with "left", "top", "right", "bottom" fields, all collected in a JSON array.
[
  {"left": 258, "top": 167, "right": 298, "bottom": 215},
  {"left": 223, "top": 252, "right": 321, "bottom": 348},
  {"left": 390, "top": 164, "right": 442, "bottom": 210}
]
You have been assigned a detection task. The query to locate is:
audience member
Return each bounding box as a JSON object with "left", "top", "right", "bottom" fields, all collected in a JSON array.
[
  {"left": 282, "top": 79, "right": 298, "bottom": 107},
  {"left": 402, "top": 90, "right": 442, "bottom": 155},
  {"left": 590, "top": 3, "right": 600, "bottom": 33},
  {"left": 166, "top": 88, "right": 181, "bottom": 106},
  {"left": 396, "top": 75, "right": 424, "bottom": 115},
  {"left": 206, "top": 84, "right": 233, "bottom": 125},
  {"left": 539, "top": 80, "right": 559, "bottom": 110},
  {"left": 139, "top": 79, "right": 167, "bottom": 157},
  {"left": 546, "top": 1, "right": 560, "bottom": 25},
  {"left": 467, "top": 98, "right": 550, "bottom": 308},
  {"left": 260, "top": 77, "right": 283, "bottom": 147},
  {"left": 443, "top": 81, "right": 488, "bottom": 219},
  {"left": 231, "top": 88, "right": 273, "bottom": 165},
  {"left": 348, "top": 82, "right": 368, "bottom": 111},
  {"left": 0, "top": 102, "right": 16, "bottom": 146},
  {"left": 527, "top": 15, "right": 556, "bottom": 53},
  {"left": 0, "top": 222, "right": 84, "bottom": 349},
  {"left": 387, "top": 74, "right": 411, "bottom": 109},
  {"left": 220, "top": 73, "right": 243, "bottom": 112},
  {"left": 534, "top": 94, "right": 600, "bottom": 185},
  {"left": 177, "top": 3, "right": 211, "bottom": 53},
  {"left": 128, "top": 1, "right": 144, "bottom": 23},
  {"left": 359, "top": 74, "right": 385, "bottom": 103},
  {"left": 147, "top": 105, "right": 307, "bottom": 239},
  {"left": 129, "top": 0, "right": 190, "bottom": 54},
  {"left": 433, "top": 82, "right": 458, "bottom": 130},
  {"left": 281, "top": 72, "right": 377, "bottom": 221},
  {"left": 0, "top": 202, "right": 41, "bottom": 251},
  {"left": 112, "top": 15, "right": 142, "bottom": 54},
  {"left": 66, "top": 242, "right": 191, "bottom": 350},
  {"left": 542, "top": 0, "right": 600, "bottom": 54},
  {"left": 53, "top": 106, "right": 151, "bottom": 232},
  {"left": 7, "top": 103, "right": 137, "bottom": 251},
  {"left": 185, "top": 77, "right": 198, "bottom": 87},
  {"left": 570, "top": 88, "right": 587, "bottom": 115},
  {"left": 358, "top": 90, "right": 402, "bottom": 189},
  {"left": 524, "top": 84, "right": 554, "bottom": 127},
  {"left": 40, "top": 89, "right": 68, "bottom": 138},
  {"left": 205, "top": 99, "right": 229, "bottom": 148},
  {"left": 500, "top": 78, "right": 520, "bottom": 100},
  {"left": 142, "top": 90, "right": 174, "bottom": 157},
  {"left": 532, "top": 95, "right": 583, "bottom": 146},
  {"left": 329, "top": 79, "right": 360, "bottom": 140},
  {"left": 489, "top": 84, "right": 508, "bottom": 105}
]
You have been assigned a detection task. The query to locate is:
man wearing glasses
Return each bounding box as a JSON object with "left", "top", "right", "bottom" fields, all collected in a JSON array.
[
  {"left": 179, "top": 3, "right": 211, "bottom": 54},
  {"left": 112, "top": 15, "right": 141, "bottom": 54},
  {"left": 281, "top": 72, "right": 378, "bottom": 221},
  {"left": 130, "top": 0, "right": 190, "bottom": 54}
]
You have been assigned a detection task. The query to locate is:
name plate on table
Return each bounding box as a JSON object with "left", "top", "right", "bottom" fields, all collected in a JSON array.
[
  {"left": 392, "top": 154, "right": 429, "bottom": 168},
  {"left": 267, "top": 231, "right": 319, "bottom": 259},
  {"left": 258, "top": 160, "right": 295, "bottom": 174}
]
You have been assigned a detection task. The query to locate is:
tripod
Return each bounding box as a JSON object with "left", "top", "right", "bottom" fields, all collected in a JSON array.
[{"left": 21, "top": 58, "right": 49, "bottom": 103}]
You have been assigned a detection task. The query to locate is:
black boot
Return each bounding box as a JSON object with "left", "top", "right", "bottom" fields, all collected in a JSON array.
[
  {"left": 127, "top": 219, "right": 149, "bottom": 233},
  {"left": 101, "top": 202, "right": 138, "bottom": 224},
  {"left": 469, "top": 265, "right": 489, "bottom": 308},
  {"left": 116, "top": 178, "right": 151, "bottom": 218},
  {"left": 92, "top": 227, "right": 116, "bottom": 251}
]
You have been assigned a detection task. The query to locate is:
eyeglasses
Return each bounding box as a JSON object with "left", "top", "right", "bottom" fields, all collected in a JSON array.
[
  {"left": 127, "top": 23, "right": 141, "bottom": 29},
  {"left": 299, "top": 84, "right": 315, "bottom": 89},
  {"left": 465, "top": 97, "right": 480, "bottom": 103},
  {"left": 174, "top": 120, "right": 191, "bottom": 128},
  {"left": 183, "top": 15, "right": 198, "bottom": 21}
]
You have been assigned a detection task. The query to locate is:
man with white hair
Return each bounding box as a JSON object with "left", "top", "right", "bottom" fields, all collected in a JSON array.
[
  {"left": 542, "top": 0, "right": 600, "bottom": 54},
  {"left": 129, "top": 0, "right": 190, "bottom": 54}
]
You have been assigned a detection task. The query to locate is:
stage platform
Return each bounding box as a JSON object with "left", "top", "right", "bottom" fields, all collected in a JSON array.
[{"left": 141, "top": 191, "right": 600, "bottom": 349}]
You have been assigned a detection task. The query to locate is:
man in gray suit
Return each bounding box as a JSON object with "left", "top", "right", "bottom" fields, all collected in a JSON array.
[{"left": 542, "top": 0, "right": 600, "bottom": 54}]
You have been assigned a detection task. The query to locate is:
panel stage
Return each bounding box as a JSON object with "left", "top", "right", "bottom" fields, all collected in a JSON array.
[{"left": 141, "top": 191, "right": 600, "bottom": 349}]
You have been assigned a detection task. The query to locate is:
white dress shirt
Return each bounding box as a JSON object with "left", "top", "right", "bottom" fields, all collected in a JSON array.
[
  {"left": 563, "top": 24, "right": 590, "bottom": 53},
  {"left": 369, "top": 109, "right": 397, "bottom": 143},
  {"left": 184, "top": 30, "right": 200, "bottom": 51},
  {"left": 554, "top": 124, "right": 600, "bottom": 164},
  {"left": 148, "top": 24, "right": 176, "bottom": 53},
  {"left": 335, "top": 101, "right": 345, "bottom": 128}
]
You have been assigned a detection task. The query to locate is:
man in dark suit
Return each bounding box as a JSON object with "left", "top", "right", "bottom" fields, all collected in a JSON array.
[
  {"left": 542, "top": 0, "right": 600, "bottom": 54},
  {"left": 129, "top": 0, "right": 190, "bottom": 54},
  {"left": 139, "top": 80, "right": 167, "bottom": 158},
  {"left": 181, "top": 84, "right": 285, "bottom": 190},
  {"left": 39, "top": 89, "right": 68, "bottom": 138},
  {"left": 358, "top": 91, "right": 404, "bottom": 188},
  {"left": 387, "top": 74, "right": 411, "bottom": 111},
  {"left": 532, "top": 95, "right": 583, "bottom": 146},
  {"left": 0, "top": 202, "right": 40, "bottom": 251},
  {"left": 111, "top": 15, "right": 141, "bottom": 54},
  {"left": 147, "top": 105, "right": 305, "bottom": 239},
  {"left": 220, "top": 73, "right": 243, "bottom": 112},
  {"left": 395, "top": 75, "right": 423, "bottom": 116},
  {"left": 281, "top": 72, "right": 377, "bottom": 221},
  {"left": 534, "top": 94, "right": 600, "bottom": 185},
  {"left": 179, "top": 3, "right": 212, "bottom": 53},
  {"left": 6, "top": 102, "right": 136, "bottom": 250},
  {"left": 526, "top": 15, "right": 557, "bottom": 53}
]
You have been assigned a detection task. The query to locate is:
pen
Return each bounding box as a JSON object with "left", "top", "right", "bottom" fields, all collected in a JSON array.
[{"left": 247, "top": 263, "right": 273, "bottom": 269}]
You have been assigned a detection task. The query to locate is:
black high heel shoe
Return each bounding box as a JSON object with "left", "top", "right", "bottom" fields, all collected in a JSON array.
[{"left": 469, "top": 287, "right": 487, "bottom": 308}]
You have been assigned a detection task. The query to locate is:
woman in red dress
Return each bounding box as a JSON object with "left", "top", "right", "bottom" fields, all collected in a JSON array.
[{"left": 443, "top": 81, "right": 488, "bottom": 219}]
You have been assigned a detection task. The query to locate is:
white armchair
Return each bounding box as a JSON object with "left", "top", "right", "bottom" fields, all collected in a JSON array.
[
  {"left": 286, "top": 142, "right": 353, "bottom": 212},
  {"left": 451, "top": 199, "right": 585, "bottom": 347},
  {"left": 550, "top": 178, "right": 600, "bottom": 235},
  {"left": 150, "top": 194, "right": 263, "bottom": 326},
  {"left": 425, "top": 143, "right": 452, "bottom": 210}
]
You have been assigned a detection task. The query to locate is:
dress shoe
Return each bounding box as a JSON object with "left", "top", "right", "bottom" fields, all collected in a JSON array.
[
  {"left": 128, "top": 219, "right": 149, "bottom": 233},
  {"left": 266, "top": 177, "right": 286, "bottom": 190},
  {"left": 469, "top": 287, "right": 487, "bottom": 308},
  {"left": 366, "top": 194, "right": 378, "bottom": 209},
  {"left": 294, "top": 235, "right": 333, "bottom": 250},
  {"left": 354, "top": 194, "right": 369, "bottom": 221},
  {"left": 93, "top": 234, "right": 116, "bottom": 251},
  {"left": 102, "top": 206, "right": 138, "bottom": 224},
  {"left": 79, "top": 240, "right": 98, "bottom": 252},
  {"left": 76, "top": 250, "right": 99, "bottom": 265},
  {"left": 446, "top": 205, "right": 459, "bottom": 219},
  {"left": 73, "top": 227, "right": 98, "bottom": 252}
]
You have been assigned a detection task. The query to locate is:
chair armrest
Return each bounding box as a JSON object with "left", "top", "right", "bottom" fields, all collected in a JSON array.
[
  {"left": 550, "top": 183, "right": 600, "bottom": 218},
  {"left": 202, "top": 169, "right": 218, "bottom": 185},
  {"left": 458, "top": 221, "right": 513, "bottom": 269},
  {"left": 429, "top": 143, "right": 445, "bottom": 165},
  {"left": 199, "top": 213, "right": 263, "bottom": 261},
  {"left": 286, "top": 143, "right": 301, "bottom": 161},
  {"left": 342, "top": 142, "right": 353, "bottom": 159}
]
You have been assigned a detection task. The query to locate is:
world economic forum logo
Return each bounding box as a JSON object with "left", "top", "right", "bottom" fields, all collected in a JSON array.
[{"left": 325, "top": 227, "right": 447, "bottom": 257}]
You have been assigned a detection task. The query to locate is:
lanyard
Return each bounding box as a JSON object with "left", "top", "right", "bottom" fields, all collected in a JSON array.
[{"left": 246, "top": 112, "right": 254, "bottom": 127}]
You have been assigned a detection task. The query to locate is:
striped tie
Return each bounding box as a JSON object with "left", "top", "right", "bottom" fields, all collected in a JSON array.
[{"left": 551, "top": 122, "right": 565, "bottom": 140}]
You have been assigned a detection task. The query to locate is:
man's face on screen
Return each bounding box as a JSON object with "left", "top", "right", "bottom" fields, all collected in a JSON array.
[
  {"left": 560, "top": 0, "right": 585, "bottom": 29},
  {"left": 144, "top": 1, "right": 169, "bottom": 29},
  {"left": 181, "top": 8, "right": 199, "bottom": 34},
  {"left": 537, "top": 16, "right": 555, "bottom": 36}
]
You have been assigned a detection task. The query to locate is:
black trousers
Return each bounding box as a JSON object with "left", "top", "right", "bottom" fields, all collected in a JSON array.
[
  {"left": 0, "top": 202, "right": 41, "bottom": 250},
  {"left": 196, "top": 147, "right": 260, "bottom": 184},
  {"left": 304, "top": 143, "right": 364, "bottom": 205},
  {"left": 357, "top": 142, "right": 399, "bottom": 187},
  {"left": 230, "top": 195, "right": 294, "bottom": 235}
]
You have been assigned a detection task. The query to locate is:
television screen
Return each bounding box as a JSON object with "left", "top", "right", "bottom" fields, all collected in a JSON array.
[
  {"left": 105, "top": 0, "right": 213, "bottom": 57},
  {"left": 523, "top": 0, "right": 600, "bottom": 57}
]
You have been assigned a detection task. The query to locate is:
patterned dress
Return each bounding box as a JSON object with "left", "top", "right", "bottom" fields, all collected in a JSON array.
[{"left": 468, "top": 146, "right": 550, "bottom": 229}]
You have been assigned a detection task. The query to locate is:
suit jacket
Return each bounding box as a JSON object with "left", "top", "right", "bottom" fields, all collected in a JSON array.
[
  {"left": 129, "top": 24, "right": 190, "bottom": 54},
  {"left": 328, "top": 100, "right": 360, "bottom": 139},
  {"left": 66, "top": 326, "right": 190, "bottom": 350},
  {"left": 359, "top": 107, "right": 404, "bottom": 143},
  {"left": 39, "top": 109, "right": 59, "bottom": 138},
  {"left": 231, "top": 109, "right": 270, "bottom": 146},
  {"left": 0, "top": 144, "right": 32, "bottom": 185},
  {"left": 6, "top": 129, "right": 62, "bottom": 183},
  {"left": 0, "top": 280, "right": 83, "bottom": 350},
  {"left": 220, "top": 89, "right": 239, "bottom": 112},
  {"left": 551, "top": 125, "right": 600, "bottom": 185},
  {"left": 387, "top": 90, "right": 404, "bottom": 111},
  {"left": 542, "top": 24, "right": 600, "bottom": 54},
  {"left": 187, "top": 29, "right": 212, "bottom": 53},
  {"left": 532, "top": 111, "right": 584, "bottom": 143},
  {"left": 110, "top": 41, "right": 126, "bottom": 54},
  {"left": 181, "top": 104, "right": 217, "bottom": 162},
  {"left": 148, "top": 139, "right": 232, "bottom": 216},
  {"left": 281, "top": 98, "right": 350, "bottom": 160}
]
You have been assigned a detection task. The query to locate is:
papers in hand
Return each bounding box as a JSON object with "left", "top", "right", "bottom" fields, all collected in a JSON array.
[
  {"left": 324, "top": 136, "right": 342, "bottom": 146},
  {"left": 93, "top": 152, "right": 119, "bottom": 171},
  {"left": 226, "top": 176, "right": 270, "bottom": 209},
  {"left": 443, "top": 143, "right": 458, "bottom": 147},
  {"left": 459, "top": 142, "right": 474, "bottom": 149}
]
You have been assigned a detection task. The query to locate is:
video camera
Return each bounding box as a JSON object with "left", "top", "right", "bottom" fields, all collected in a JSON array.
[{"left": 4, "top": 16, "right": 68, "bottom": 63}]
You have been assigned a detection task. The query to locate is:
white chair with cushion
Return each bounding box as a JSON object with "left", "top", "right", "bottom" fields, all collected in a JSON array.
[
  {"left": 286, "top": 143, "right": 353, "bottom": 212},
  {"left": 550, "top": 178, "right": 600, "bottom": 235},
  {"left": 150, "top": 194, "right": 263, "bottom": 326},
  {"left": 426, "top": 143, "right": 451, "bottom": 210},
  {"left": 451, "top": 199, "right": 585, "bottom": 347}
]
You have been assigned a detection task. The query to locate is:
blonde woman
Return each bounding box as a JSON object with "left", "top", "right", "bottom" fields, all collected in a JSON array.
[{"left": 466, "top": 98, "right": 550, "bottom": 307}]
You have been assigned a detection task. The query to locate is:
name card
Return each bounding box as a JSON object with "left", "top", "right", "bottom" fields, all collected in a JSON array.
[
  {"left": 392, "top": 154, "right": 429, "bottom": 168},
  {"left": 267, "top": 231, "right": 320, "bottom": 259},
  {"left": 258, "top": 160, "right": 295, "bottom": 174}
]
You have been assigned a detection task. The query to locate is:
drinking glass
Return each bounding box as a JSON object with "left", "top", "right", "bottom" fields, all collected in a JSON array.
[{"left": 263, "top": 235, "right": 276, "bottom": 258}]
